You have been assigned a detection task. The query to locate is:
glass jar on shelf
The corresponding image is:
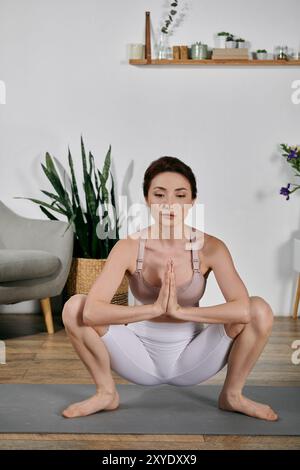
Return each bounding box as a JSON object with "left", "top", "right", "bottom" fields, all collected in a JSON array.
[
  {"left": 274, "top": 45, "right": 288, "bottom": 60},
  {"left": 157, "top": 32, "right": 172, "bottom": 59}
]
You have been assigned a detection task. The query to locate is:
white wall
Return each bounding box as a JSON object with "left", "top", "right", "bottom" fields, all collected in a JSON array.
[{"left": 0, "top": 0, "right": 299, "bottom": 315}]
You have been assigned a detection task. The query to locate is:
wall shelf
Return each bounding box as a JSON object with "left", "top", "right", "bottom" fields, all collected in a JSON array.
[
  {"left": 134, "top": 13, "right": 300, "bottom": 67},
  {"left": 129, "top": 59, "right": 300, "bottom": 66}
]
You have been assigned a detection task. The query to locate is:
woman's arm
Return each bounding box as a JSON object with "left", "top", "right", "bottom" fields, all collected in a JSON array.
[
  {"left": 177, "top": 237, "right": 251, "bottom": 324},
  {"left": 82, "top": 238, "right": 159, "bottom": 327}
]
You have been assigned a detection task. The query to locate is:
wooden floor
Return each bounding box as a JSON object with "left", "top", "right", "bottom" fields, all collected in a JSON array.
[{"left": 0, "top": 315, "right": 299, "bottom": 450}]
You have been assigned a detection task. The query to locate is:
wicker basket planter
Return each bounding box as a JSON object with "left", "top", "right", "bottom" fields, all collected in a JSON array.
[{"left": 65, "top": 257, "right": 128, "bottom": 305}]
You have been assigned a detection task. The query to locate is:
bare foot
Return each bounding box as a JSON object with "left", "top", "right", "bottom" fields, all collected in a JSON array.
[
  {"left": 62, "top": 388, "right": 120, "bottom": 418},
  {"left": 218, "top": 390, "right": 278, "bottom": 421}
]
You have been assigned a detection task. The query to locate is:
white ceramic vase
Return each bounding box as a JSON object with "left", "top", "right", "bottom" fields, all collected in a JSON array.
[
  {"left": 257, "top": 52, "right": 268, "bottom": 60},
  {"left": 216, "top": 35, "right": 228, "bottom": 48},
  {"left": 226, "top": 40, "right": 237, "bottom": 48}
]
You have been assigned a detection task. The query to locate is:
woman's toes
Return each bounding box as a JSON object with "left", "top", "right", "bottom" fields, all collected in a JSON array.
[
  {"left": 61, "top": 391, "right": 119, "bottom": 418},
  {"left": 218, "top": 391, "right": 279, "bottom": 421},
  {"left": 266, "top": 406, "right": 278, "bottom": 421},
  {"left": 61, "top": 406, "right": 76, "bottom": 418}
]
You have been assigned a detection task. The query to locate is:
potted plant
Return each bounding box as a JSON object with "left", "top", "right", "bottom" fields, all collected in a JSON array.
[
  {"left": 256, "top": 49, "right": 268, "bottom": 60},
  {"left": 216, "top": 31, "right": 231, "bottom": 48},
  {"left": 14, "top": 136, "right": 128, "bottom": 305},
  {"left": 236, "top": 38, "right": 246, "bottom": 48},
  {"left": 225, "top": 35, "right": 237, "bottom": 48}
]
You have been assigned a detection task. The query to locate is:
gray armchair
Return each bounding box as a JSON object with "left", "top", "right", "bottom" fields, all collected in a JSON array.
[{"left": 0, "top": 201, "right": 74, "bottom": 333}]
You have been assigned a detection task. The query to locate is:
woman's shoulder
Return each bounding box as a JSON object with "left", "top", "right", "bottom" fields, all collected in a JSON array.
[
  {"left": 192, "top": 228, "right": 226, "bottom": 255},
  {"left": 113, "top": 234, "right": 140, "bottom": 253},
  {"left": 120, "top": 231, "right": 146, "bottom": 275},
  {"left": 192, "top": 230, "right": 229, "bottom": 276},
  {"left": 117, "top": 230, "right": 147, "bottom": 255},
  {"left": 127, "top": 229, "right": 145, "bottom": 240},
  {"left": 126, "top": 230, "right": 146, "bottom": 252}
]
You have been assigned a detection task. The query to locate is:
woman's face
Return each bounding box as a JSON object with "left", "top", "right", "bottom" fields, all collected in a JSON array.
[{"left": 145, "top": 171, "right": 195, "bottom": 228}]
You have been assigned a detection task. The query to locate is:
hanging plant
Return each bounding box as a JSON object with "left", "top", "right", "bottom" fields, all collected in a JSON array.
[{"left": 161, "top": 0, "right": 178, "bottom": 34}]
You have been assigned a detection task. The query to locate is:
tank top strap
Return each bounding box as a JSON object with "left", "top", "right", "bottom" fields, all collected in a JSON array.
[
  {"left": 136, "top": 236, "right": 146, "bottom": 272},
  {"left": 190, "top": 228, "right": 200, "bottom": 272}
]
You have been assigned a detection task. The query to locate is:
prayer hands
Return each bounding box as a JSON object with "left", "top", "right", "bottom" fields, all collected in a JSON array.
[{"left": 153, "top": 259, "right": 181, "bottom": 319}]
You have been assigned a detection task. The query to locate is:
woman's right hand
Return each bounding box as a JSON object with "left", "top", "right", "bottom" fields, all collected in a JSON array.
[{"left": 152, "top": 259, "right": 171, "bottom": 317}]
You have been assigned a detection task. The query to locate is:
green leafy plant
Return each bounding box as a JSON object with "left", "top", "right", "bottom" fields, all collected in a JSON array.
[
  {"left": 14, "top": 136, "right": 121, "bottom": 259},
  {"left": 226, "top": 35, "right": 235, "bottom": 41},
  {"left": 257, "top": 49, "right": 267, "bottom": 53},
  {"left": 236, "top": 38, "right": 245, "bottom": 43},
  {"left": 279, "top": 143, "right": 300, "bottom": 200},
  {"left": 217, "top": 31, "right": 231, "bottom": 37},
  {"left": 161, "top": 0, "right": 178, "bottom": 34}
]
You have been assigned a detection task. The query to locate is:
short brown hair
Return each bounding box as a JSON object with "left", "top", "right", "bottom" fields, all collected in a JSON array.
[{"left": 143, "top": 156, "right": 197, "bottom": 200}]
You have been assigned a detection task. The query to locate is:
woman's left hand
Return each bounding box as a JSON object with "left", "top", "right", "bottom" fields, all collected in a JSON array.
[{"left": 166, "top": 260, "right": 181, "bottom": 318}]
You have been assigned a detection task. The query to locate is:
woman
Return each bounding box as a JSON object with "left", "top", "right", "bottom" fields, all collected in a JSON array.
[{"left": 61, "top": 156, "right": 278, "bottom": 421}]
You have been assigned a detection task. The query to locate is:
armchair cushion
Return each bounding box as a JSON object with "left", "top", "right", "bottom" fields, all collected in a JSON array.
[{"left": 0, "top": 249, "right": 61, "bottom": 282}]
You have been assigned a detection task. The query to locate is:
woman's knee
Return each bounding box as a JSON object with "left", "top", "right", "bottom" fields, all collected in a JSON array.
[
  {"left": 62, "top": 294, "right": 87, "bottom": 329},
  {"left": 224, "top": 322, "right": 245, "bottom": 339},
  {"left": 249, "top": 296, "right": 274, "bottom": 334},
  {"left": 93, "top": 325, "right": 110, "bottom": 336}
]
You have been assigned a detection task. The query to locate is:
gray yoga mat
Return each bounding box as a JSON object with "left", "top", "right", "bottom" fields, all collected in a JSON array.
[{"left": 0, "top": 384, "right": 299, "bottom": 435}]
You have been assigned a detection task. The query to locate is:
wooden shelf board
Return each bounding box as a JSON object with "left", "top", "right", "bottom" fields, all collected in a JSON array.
[{"left": 129, "top": 59, "right": 300, "bottom": 66}]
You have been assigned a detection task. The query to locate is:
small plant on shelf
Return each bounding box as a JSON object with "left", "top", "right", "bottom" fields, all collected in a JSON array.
[
  {"left": 216, "top": 31, "right": 231, "bottom": 48},
  {"left": 256, "top": 49, "right": 268, "bottom": 60},
  {"left": 236, "top": 38, "right": 246, "bottom": 48},
  {"left": 226, "top": 35, "right": 237, "bottom": 48}
]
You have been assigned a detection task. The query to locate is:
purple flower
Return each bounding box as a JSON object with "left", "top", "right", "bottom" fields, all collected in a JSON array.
[
  {"left": 287, "top": 149, "right": 298, "bottom": 160},
  {"left": 280, "top": 183, "right": 291, "bottom": 200}
]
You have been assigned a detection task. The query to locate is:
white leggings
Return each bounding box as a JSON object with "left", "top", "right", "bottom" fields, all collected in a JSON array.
[{"left": 100, "top": 320, "right": 234, "bottom": 386}]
